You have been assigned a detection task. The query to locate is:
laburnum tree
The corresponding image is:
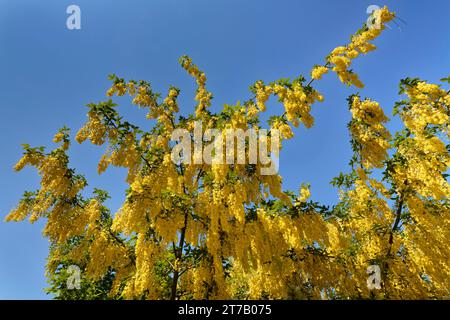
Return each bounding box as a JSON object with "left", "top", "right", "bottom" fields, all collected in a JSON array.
[{"left": 6, "top": 7, "right": 450, "bottom": 299}]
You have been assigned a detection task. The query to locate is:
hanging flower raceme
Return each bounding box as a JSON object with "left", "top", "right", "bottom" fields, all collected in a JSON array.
[
  {"left": 179, "top": 55, "right": 213, "bottom": 118},
  {"left": 391, "top": 78, "right": 450, "bottom": 200},
  {"left": 349, "top": 95, "right": 392, "bottom": 169},
  {"left": 312, "top": 6, "right": 396, "bottom": 88}
]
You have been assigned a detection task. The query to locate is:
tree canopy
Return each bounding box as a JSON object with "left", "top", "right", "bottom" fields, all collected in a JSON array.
[{"left": 6, "top": 7, "right": 450, "bottom": 300}]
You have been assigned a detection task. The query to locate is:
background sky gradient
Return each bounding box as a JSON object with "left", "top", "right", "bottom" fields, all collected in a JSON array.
[{"left": 1, "top": 0, "right": 449, "bottom": 299}]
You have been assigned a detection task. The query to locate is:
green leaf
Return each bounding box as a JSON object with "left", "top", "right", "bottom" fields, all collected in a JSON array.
[{"left": 440, "top": 76, "right": 450, "bottom": 84}]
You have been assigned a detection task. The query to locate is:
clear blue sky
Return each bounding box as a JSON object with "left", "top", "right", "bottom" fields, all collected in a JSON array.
[{"left": 1, "top": 0, "right": 449, "bottom": 299}]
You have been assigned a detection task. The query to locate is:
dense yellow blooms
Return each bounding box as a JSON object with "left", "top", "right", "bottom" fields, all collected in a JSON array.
[
  {"left": 391, "top": 80, "right": 450, "bottom": 201},
  {"left": 76, "top": 112, "right": 108, "bottom": 145},
  {"left": 180, "top": 56, "right": 213, "bottom": 117},
  {"left": 272, "top": 119, "right": 294, "bottom": 140},
  {"left": 296, "top": 185, "right": 311, "bottom": 204},
  {"left": 273, "top": 82, "right": 323, "bottom": 128},
  {"left": 350, "top": 96, "right": 391, "bottom": 169},
  {"left": 7, "top": 7, "right": 450, "bottom": 300},
  {"left": 402, "top": 81, "right": 449, "bottom": 135},
  {"left": 255, "top": 80, "right": 273, "bottom": 112},
  {"left": 315, "top": 6, "right": 396, "bottom": 88},
  {"left": 311, "top": 66, "right": 329, "bottom": 80}
]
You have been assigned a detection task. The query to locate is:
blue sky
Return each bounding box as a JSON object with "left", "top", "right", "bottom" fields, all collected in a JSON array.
[{"left": 0, "top": 0, "right": 449, "bottom": 299}]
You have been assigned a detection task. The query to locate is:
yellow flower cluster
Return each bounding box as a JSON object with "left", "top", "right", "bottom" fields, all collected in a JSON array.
[
  {"left": 255, "top": 81, "right": 273, "bottom": 112},
  {"left": 121, "top": 234, "right": 164, "bottom": 299},
  {"left": 273, "top": 82, "right": 324, "bottom": 128},
  {"left": 392, "top": 80, "right": 450, "bottom": 200},
  {"left": 163, "top": 88, "right": 180, "bottom": 113},
  {"left": 323, "top": 6, "right": 395, "bottom": 87},
  {"left": 180, "top": 56, "right": 212, "bottom": 117},
  {"left": 272, "top": 119, "right": 294, "bottom": 140},
  {"left": 402, "top": 81, "right": 450, "bottom": 135},
  {"left": 253, "top": 80, "right": 324, "bottom": 129},
  {"left": 53, "top": 130, "right": 70, "bottom": 150},
  {"left": 107, "top": 80, "right": 162, "bottom": 121},
  {"left": 296, "top": 184, "right": 311, "bottom": 204},
  {"left": 76, "top": 111, "right": 108, "bottom": 145},
  {"left": 106, "top": 82, "right": 127, "bottom": 97},
  {"left": 13, "top": 150, "right": 43, "bottom": 172},
  {"left": 133, "top": 85, "right": 157, "bottom": 110},
  {"left": 8, "top": 136, "right": 86, "bottom": 228},
  {"left": 52, "top": 132, "right": 64, "bottom": 143},
  {"left": 311, "top": 65, "right": 329, "bottom": 80},
  {"left": 394, "top": 135, "right": 450, "bottom": 200},
  {"left": 350, "top": 96, "right": 392, "bottom": 168}
]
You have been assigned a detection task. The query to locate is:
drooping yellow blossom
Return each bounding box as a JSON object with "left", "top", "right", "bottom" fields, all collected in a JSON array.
[
  {"left": 311, "top": 66, "right": 329, "bottom": 80},
  {"left": 349, "top": 96, "right": 392, "bottom": 169},
  {"left": 325, "top": 6, "right": 396, "bottom": 88}
]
